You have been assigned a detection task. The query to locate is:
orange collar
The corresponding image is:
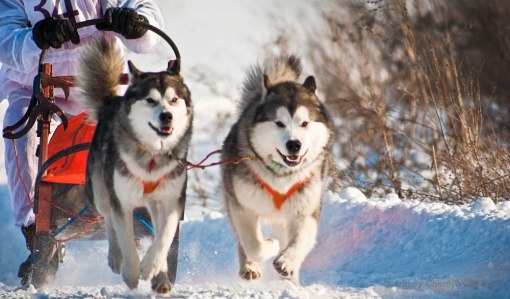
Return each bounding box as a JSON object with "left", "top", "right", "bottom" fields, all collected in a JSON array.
[{"left": 257, "top": 176, "right": 308, "bottom": 210}]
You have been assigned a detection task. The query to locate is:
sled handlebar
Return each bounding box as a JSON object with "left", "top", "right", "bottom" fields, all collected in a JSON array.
[
  {"left": 39, "top": 18, "right": 181, "bottom": 67},
  {"left": 3, "top": 19, "right": 180, "bottom": 140}
]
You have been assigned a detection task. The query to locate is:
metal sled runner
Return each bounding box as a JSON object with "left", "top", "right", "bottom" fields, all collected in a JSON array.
[{"left": 3, "top": 20, "right": 182, "bottom": 288}]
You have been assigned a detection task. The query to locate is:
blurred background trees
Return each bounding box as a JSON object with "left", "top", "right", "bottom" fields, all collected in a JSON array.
[{"left": 300, "top": 0, "right": 510, "bottom": 203}]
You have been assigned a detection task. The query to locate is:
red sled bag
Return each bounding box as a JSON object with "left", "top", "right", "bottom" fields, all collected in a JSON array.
[{"left": 42, "top": 112, "right": 95, "bottom": 185}]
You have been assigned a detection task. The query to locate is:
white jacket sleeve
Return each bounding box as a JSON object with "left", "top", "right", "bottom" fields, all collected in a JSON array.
[
  {"left": 102, "top": 0, "right": 164, "bottom": 54},
  {"left": 0, "top": 0, "right": 41, "bottom": 72}
]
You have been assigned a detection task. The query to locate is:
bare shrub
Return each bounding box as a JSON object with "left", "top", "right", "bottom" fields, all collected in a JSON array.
[{"left": 307, "top": 0, "right": 510, "bottom": 203}]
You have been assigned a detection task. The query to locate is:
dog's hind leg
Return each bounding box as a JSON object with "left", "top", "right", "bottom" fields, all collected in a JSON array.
[
  {"left": 228, "top": 200, "right": 279, "bottom": 280},
  {"left": 105, "top": 217, "right": 122, "bottom": 274},
  {"left": 111, "top": 208, "right": 140, "bottom": 289},
  {"left": 90, "top": 178, "right": 124, "bottom": 275},
  {"left": 273, "top": 215, "right": 318, "bottom": 286}
]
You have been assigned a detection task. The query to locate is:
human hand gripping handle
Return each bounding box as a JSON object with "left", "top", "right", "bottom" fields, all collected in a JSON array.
[
  {"left": 96, "top": 7, "right": 149, "bottom": 39},
  {"left": 32, "top": 18, "right": 80, "bottom": 49}
]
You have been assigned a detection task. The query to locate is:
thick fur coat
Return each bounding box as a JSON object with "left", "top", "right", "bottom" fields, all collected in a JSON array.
[
  {"left": 77, "top": 36, "right": 192, "bottom": 294},
  {"left": 221, "top": 55, "right": 333, "bottom": 285}
]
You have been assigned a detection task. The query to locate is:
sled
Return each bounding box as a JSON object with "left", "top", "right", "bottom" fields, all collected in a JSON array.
[{"left": 3, "top": 19, "right": 183, "bottom": 288}]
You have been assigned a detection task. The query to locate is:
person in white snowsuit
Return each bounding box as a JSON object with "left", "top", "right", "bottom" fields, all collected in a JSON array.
[{"left": 0, "top": 0, "right": 163, "bottom": 285}]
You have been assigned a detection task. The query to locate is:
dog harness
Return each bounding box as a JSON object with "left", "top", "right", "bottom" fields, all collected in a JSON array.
[
  {"left": 124, "top": 156, "right": 185, "bottom": 195},
  {"left": 257, "top": 176, "right": 308, "bottom": 210},
  {"left": 143, "top": 158, "right": 161, "bottom": 194}
]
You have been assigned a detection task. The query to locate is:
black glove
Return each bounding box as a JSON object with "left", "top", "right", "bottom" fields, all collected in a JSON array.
[
  {"left": 96, "top": 7, "right": 148, "bottom": 39},
  {"left": 32, "top": 18, "right": 80, "bottom": 49}
]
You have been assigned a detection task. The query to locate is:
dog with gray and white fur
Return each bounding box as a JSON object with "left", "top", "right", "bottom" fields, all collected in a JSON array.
[
  {"left": 221, "top": 55, "right": 333, "bottom": 285},
  {"left": 76, "top": 36, "right": 192, "bottom": 293}
]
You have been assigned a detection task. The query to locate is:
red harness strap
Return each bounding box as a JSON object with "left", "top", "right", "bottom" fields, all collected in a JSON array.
[
  {"left": 257, "top": 177, "right": 308, "bottom": 210},
  {"left": 141, "top": 158, "right": 164, "bottom": 194}
]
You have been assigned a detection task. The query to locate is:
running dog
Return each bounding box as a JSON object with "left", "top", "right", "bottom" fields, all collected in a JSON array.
[
  {"left": 221, "top": 55, "right": 333, "bottom": 285},
  {"left": 77, "top": 36, "right": 192, "bottom": 293}
]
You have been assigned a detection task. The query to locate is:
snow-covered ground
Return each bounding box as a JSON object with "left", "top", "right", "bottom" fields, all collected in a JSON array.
[{"left": 1, "top": 1, "right": 510, "bottom": 298}]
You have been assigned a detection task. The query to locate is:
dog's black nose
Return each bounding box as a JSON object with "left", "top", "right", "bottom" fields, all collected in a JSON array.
[
  {"left": 286, "top": 140, "right": 301, "bottom": 154},
  {"left": 159, "top": 112, "right": 173, "bottom": 124}
]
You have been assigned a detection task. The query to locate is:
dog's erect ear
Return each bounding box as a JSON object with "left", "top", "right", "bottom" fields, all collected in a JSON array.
[
  {"left": 263, "top": 74, "right": 271, "bottom": 90},
  {"left": 303, "top": 76, "right": 316, "bottom": 93},
  {"left": 167, "top": 59, "right": 180, "bottom": 75},
  {"left": 128, "top": 60, "right": 142, "bottom": 78},
  {"left": 260, "top": 74, "right": 272, "bottom": 103}
]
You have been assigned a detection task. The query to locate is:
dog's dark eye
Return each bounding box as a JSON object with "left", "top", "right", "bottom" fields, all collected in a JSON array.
[
  {"left": 275, "top": 121, "right": 285, "bottom": 128},
  {"left": 170, "top": 97, "right": 178, "bottom": 103},
  {"left": 301, "top": 121, "right": 309, "bottom": 128},
  {"left": 146, "top": 98, "right": 157, "bottom": 105}
]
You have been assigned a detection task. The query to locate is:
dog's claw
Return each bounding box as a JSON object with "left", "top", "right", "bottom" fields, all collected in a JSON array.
[
  {"left": 273, "top": 254, "right": 296, "bottom": 278},
  {"left": 241, "top": 269, "right": 261, "bottom": 280}
]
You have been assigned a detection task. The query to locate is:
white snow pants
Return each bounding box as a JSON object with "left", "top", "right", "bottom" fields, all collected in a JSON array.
[{"left": 3, "top": 88, "right": 69, "bottom": 227}]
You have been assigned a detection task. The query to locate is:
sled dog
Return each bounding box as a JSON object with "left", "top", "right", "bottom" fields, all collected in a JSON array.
[
  {"left": 221, "top": 55, "right": 333, "bottom": 285},
  {"left": 77, "top": 36, "right": 192, "bottom": 293}
]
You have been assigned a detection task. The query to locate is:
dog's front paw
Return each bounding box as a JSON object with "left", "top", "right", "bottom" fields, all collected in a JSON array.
[
  {"left": 273, "top": 250, "right": 299, "bottom": 280},
  {"left": 240, "top": 262, "right": 261, "bottom": 280},
  {"left": 121, "top": 258, "right": 140, "bottom": 289},
  {"left": 140, "top": 249, "right": 167, "bottom": 280},
  {"left": 151, "top": 271, "right": 172, "bottom": 294}
]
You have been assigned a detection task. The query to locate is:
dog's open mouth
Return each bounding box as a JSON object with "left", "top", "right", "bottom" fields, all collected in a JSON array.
[
  {"left": 277, "top": 149, "right": 306, "bottom": 167},
  {"left": 149, "top": 122, "right": 173, "bottom": 137}
]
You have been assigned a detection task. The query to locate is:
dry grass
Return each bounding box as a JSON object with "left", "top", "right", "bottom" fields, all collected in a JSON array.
[{"left": 306, "top": 0, "right": 510, "bottom": 203}]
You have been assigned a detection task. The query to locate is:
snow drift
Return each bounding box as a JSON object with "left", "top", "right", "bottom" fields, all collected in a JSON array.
[{"left": 1, "top": 185, "right": 509, "bottom": 298}]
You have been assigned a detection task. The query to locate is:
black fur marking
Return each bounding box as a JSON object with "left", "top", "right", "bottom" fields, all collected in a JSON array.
[
  {"left": 126, "top": 72, "right": 192, "bottom": 108},
  {"left": 253, "top": 82, "right": 320, "bottom": 124}
]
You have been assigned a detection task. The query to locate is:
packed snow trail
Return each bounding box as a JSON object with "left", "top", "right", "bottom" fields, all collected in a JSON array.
[{"left": 1, "top": 185, "right": 509, "bottom": 298}]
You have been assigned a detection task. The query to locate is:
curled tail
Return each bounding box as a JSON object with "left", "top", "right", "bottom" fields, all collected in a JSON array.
[
  {"left": 239, "top": 55, "right": 302, "bottom": 110},
  {"left": 76, "top": 35, "right": 124, "bottom": 120}
]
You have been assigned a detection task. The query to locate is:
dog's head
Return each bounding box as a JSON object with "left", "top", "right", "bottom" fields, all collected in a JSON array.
[
  {"left": 122, "top": 60, "right": 192, "bottom": 152},
  {"left": 249, "top": 76, "right": 332, "bottom": 174}
]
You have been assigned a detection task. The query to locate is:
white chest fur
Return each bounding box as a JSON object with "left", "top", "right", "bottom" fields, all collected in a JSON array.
[
  {"left": 119, "top": 151, "right": 181, "bottom": 182},
  {"left": 113, "top": 152, "right": 186, "bottom": 209}
]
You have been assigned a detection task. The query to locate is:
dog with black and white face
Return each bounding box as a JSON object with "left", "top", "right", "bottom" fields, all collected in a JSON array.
[
  {"left": 77, "top": 36, "right": 192, "bottom": 294},
  {"left": 221, "top": 55, "right": 333, "bottom": 285}
]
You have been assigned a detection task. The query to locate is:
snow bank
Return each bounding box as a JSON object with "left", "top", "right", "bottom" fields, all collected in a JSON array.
[
  {"left": 1, "top": 186, "right": 509, "bottom": 298},
  {"left": 306, "top": 189, "right": 510, "bottom": 297},
  {"left": 182, "top": 188, "right": 510, "bottom": 297}
]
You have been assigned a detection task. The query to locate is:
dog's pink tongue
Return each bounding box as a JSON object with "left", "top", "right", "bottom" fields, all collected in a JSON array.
[{"left": 287, "top": 155, "right": 300, "bottom": 162}]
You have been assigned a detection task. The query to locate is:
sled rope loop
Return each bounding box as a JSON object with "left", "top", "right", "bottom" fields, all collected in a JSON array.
[
  {"left": 185, "top": 149, "right": 254, "bottom": 170},
  {"left": 46, "top": 149, "right": 254, "bottom": 243}
]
